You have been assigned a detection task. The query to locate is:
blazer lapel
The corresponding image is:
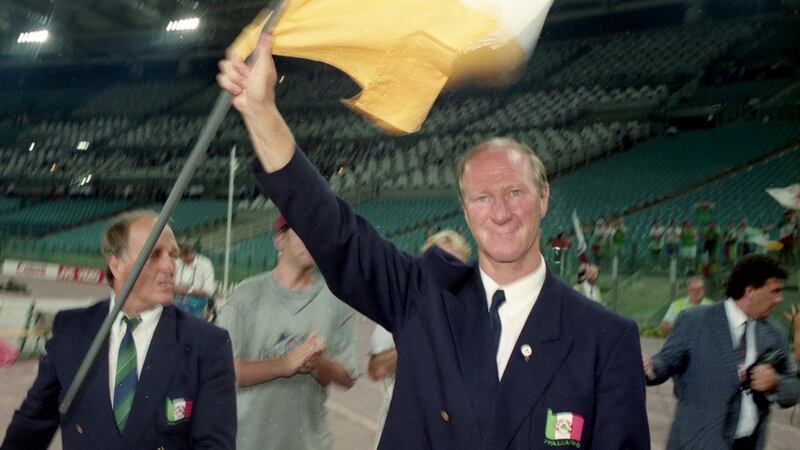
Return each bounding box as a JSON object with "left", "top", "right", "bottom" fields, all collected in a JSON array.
[
  {"left": 122, "top": 306, "right": 182, "bottom": 444},
  {"left": 490, "top": 271, "right": 574, "bottom": 449},
  {"left": 442, "top": 269, "right": 499, "bottom": 439},
  {"left": 712, "top": 303, "right": 741, "bottom": 386}
]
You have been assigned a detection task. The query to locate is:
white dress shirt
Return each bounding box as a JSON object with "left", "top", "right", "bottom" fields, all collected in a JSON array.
[
  {"left": 724, "top": 298, "right": 758, "bottom": 438},
  {"left": 480, "top": 255, "right": 547, "bottom": 379},
  {"left": 108, "top": 299, "right": 162, "bottom": 407}
]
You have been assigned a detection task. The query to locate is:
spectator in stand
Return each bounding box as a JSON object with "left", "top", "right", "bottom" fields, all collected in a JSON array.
[
  {"left": 702, "top": 220, "right": 721, "bottom": 276},
  {"left": 591, "top": 218, "right": 608, "bottom": 266},
  {"left": 574, "top": 263, "right": 602, "bottom": 303},
  {"left": 693, "top": 201, "right": 716, "bottom": 229},
  {"left": 549, "top": 231, "right": 572, "bottom": 266},
  {"left": 611, "top": 217, "right": 626, "bottom": 258},
  {"left": 680, "top": 220, "right": 698, "bottom": 272},
  {"left": 649, "top": 220, "right": 665, "bottom": 269},
  {"left": 664, "top": 219, "right": 682, "bottom": 262},
  {"left": 723, "top": 223, "right": 738, "bottom": 266},
  {"left": 738, "top": 219, "right": 753, "bottom": 258}
]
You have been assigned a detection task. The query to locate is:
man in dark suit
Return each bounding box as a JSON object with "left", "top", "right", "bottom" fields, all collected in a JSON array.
[
  {"left": 2, "top": 210, "right": 237, "bottom": 449},
  {"left": 217, "top": 36, "right": 649, "bottom": 449},
  {"left": 644, "top": 255, "right": 798, "bottom": 450}
]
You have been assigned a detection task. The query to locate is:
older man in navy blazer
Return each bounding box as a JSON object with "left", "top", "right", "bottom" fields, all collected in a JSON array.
[
  {"left": 645, "top": 255, "right": 798, "bottom": 450},
  {"left": 2, "top": 210, "right": 236, "bottom": 450},
  {"left": 217, "top": 37, "right": 649, "bottom": 449}
]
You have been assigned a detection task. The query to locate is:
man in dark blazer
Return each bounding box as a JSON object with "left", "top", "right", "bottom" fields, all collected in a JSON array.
[
  {"left": 2, "top": 210, "right": 237, "bottom": 450},
  {"left": 216, "top": 36, "right": 649, "bottom": 449},
  {"left": 645, "top": 255, "right": 798, "bottom": 450}
]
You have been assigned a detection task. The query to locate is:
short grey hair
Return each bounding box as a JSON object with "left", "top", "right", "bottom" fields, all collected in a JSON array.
[
  {"left": 455, "top": 137, "right": 548, "bottom": 203},
  {"left": 101, "top": 210, "right": 159, "bottom": 285}
]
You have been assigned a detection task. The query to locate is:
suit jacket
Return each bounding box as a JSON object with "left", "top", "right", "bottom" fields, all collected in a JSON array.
[
  {"left": 255, "top": 150, "right": 650, "bottom": 449},
  {"left": 649, "top": 302, "right": 799, "bottom": 450},
  {"left": 2, "top": 300, "right": 237, "bottom": 450}
]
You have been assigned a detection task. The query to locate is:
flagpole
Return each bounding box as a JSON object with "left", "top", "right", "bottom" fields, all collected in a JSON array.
[
  {"left": 59, "top": 6, "right": 285, "bottom": 415},
  {"left": 223, "top": 146, "right": 236, "bottom": 298}
]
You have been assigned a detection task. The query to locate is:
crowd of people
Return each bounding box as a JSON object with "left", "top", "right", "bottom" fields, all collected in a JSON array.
[
  {"left": 3, "top": 36, "right": 799, "bottom": 450},
  {"left": 549, "top": 207, "right": 799, "bottom": 277}
]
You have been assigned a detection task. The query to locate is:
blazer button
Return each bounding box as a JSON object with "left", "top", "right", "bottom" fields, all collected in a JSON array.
[
  {"left": 440, "top": 410, "right": 450, "bottom": 422},
  {"left": 75, "top": 424, "right": 84, "bottom": 434}
]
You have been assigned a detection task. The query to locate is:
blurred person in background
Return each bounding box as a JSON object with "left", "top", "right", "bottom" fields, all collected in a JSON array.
[
  {"left": 573, "top": 263, "right": 602, "bottom": 303},
  {"left": 645, "top": 255, "right": 798, "bottom": 450},
  {"left": 649, "top": 220, "right": 666, "bottom": 269},
  {"left": 368, "top": 229, "right": 471, "bottom": 449},
  {"left": 174, "top": 240, "right": 216, "bottom": 319},
  {"left": 217, "top": 215, "right": 358, "bottom": 450},
  {"left": 659, "top": 276, "right": 714, "bottom": 335}
]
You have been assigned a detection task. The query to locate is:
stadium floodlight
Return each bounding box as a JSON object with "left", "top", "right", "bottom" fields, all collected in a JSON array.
[
  {"left": 76, "top": 141, "right": 90, "bottom": 151},
  {"left": 17, "top": 30, "right": 49, "bottom": 43},
  {"left": 166, "top": 17, "right": 200, "bottom": 32}
]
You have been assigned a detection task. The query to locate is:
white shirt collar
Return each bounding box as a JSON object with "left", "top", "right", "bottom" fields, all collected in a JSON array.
[
  {"left": 479, "top": 254, "right": 547, "bottom": 310},
  {"left": 109, "top": 293, "right": 164, "bottom": 326},
  {"left": 724, "top": 297, "right": 749, "bottom": 331}
]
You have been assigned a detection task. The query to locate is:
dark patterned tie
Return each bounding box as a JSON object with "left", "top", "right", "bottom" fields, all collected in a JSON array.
[
  {"left": 736, "top": 320, "right": 748, "bottom": 382},
  {"left": 114, "top": 316, "right": 141, "bottom": 433},
  {"left": 490, "top": 290, "right": 506, "bottom": 355}
]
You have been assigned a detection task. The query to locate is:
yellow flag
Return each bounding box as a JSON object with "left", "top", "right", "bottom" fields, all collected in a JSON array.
[{"left": 265, "top": 0, "right": 553, "bottom": 135}]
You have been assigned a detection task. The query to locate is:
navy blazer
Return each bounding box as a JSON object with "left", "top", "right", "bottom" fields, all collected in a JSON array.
[
  {"left": 649, "top": 302, "right": 799, "bottom": 450},
  {"left": 2, "top": 300, "right": 237, "bottom": 450},
  {"left": 255, "top": 150, "right": 650, "bottom": 449}
]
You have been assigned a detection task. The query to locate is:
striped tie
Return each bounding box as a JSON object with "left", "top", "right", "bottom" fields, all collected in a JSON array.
[{"left": 114, "top": 316, "right": 141, "bottom": 433}]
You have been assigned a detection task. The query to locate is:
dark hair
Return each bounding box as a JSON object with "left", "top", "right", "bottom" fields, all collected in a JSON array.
[{"left": 725, "top": 254, "right": 787, "bottom": 299}]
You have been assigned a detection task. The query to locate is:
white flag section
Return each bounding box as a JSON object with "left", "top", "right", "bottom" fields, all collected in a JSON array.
[
  {"left": 571, "top": 210, "right": 587, "bottom": 255},
  {"left": 766, "top": 184, "right": 800, "bottom": 210}
]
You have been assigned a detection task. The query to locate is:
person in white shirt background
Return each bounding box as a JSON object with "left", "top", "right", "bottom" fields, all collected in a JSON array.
[
  {"left": 175, "top": 241, "right": 216, "bottom": 298},
  {"left": 174, "top": 240, "right": 216, "bottom": 318},
  {"left": 573, "top": 263, "right": 602, "bottom": 303}
]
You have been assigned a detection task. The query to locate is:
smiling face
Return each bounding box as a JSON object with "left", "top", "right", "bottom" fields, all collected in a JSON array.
[
  {"left": 108, "top": 216, "right": 179, "bottom": 315},
  {"left": 460, "top": 145, "right": 548, "bottom": 282}
]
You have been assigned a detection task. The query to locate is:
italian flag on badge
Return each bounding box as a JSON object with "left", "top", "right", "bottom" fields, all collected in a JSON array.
[
  {"left": 545, "top": 408, "right": 584, "bottom": 442},
  {"left": 166, "top": 397, "right": 193, "bottom": 423}
]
